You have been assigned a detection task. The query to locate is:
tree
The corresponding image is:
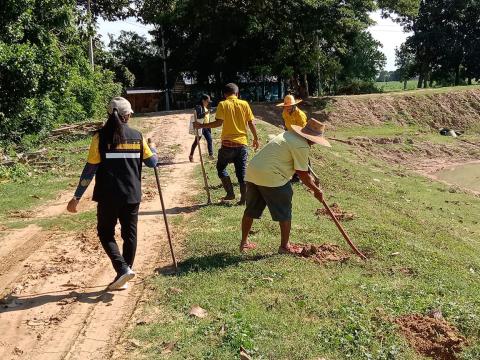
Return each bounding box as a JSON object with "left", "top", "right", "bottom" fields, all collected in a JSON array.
[
  {"left": 76, "top": 0, "right": 135, "bottom": 20},
  {"left": 0, "top": 0, "right": 121, "bottom": 144},
  {"left": 108, "top": 31, "right": 163, "bottom": 87},
  {"left": 395, "top": 43, "right": 416, "bottom": 89},
  {"left": 138, "top": 0, "right": 389, "bottom": 97}
]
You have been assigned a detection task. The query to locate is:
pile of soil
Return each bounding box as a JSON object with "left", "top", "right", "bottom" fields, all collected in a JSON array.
[
  {"left": 252, "top": 89, "right": 480, "bottom": 130},
  {"left": 298, "top": 243, "right": 350, "bottom": 263},
  {"left": 395, "top": 314, "right": 466, "bottom": 359},
  {"left": 316, "top": 203, "right": 356, "bottom": 221}
]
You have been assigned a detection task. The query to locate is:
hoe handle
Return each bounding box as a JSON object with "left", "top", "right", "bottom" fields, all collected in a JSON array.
[
  {"left": 309, "top": 164, "right": 367, "bottom": 260},
  {"left": 194, "top": 112, "right": 212, "bottom": 205},
  {"left": 320, "top": 199, "right": 367, "bottom": 260},
  {"left": 151, "top": 143, "right": 178, "bottom": 269}
]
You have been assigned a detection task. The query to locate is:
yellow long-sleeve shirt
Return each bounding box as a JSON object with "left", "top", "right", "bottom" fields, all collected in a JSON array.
[{"left": 282, "top": 108, "right": 307, "bottom": 131}]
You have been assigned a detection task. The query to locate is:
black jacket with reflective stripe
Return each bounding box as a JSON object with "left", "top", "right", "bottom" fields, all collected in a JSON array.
[{"left": 93, "top": 125, "right": 144, "bottom": 204}]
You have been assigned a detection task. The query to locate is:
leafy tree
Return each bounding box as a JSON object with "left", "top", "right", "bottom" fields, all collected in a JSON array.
[
  {"left": 76, "top": 0, "right": 135, "bottom": 20},
  {"left": 395, "top": 43, "right": 416, "bottom": 89},
  {"left": 108, "top": 31, "right": 163, "bottom": 87},
  {"left": 0, "top": 0, "right": 121, "bottom": 144},
  {"left": 138, "top": 0, "right": 391, "bottom": 97}
]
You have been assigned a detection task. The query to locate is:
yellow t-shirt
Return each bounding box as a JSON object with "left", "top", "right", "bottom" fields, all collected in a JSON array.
[
  {"left": 246, "top": 131, "right": 310, "bottom": 187},
  {"left": 87, "top": 133, "right": 154, "bottom": 164},
  {"left": 215, "top": 95, "right": 254, "bottom": 145},
  {"left": 282, "top": 108, "right": 307, "bottom": 131}
]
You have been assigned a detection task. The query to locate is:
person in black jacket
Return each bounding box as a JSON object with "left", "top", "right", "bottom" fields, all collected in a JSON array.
[
  {"left": 67, "top": 97, "right": 158, "bottom": 291},
  {"left": 189, "top": 94, "right": 214, "bottom": 162}
]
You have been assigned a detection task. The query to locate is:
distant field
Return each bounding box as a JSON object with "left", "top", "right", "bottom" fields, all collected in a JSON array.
[
  {"left": 376, "top": 80, "right": 480, "bottom": 93},
  {"left": 375, "top": 80, "right": 419, "bottom": 92}
]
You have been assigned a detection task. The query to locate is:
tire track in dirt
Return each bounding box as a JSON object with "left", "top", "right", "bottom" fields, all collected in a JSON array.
[{"left": 0, "top": 112, "right": 198, "bottom": 360}]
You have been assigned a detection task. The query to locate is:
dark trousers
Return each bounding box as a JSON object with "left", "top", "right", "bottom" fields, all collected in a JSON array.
[
  {"left": 216, "top": 145, "right": 248, "bottom": 184},
  {"left": 97, "top": 201, "right": 139, "bottom": 274},
  {"left": 190, "top": 128, "right": 213, "bottom": 157}
]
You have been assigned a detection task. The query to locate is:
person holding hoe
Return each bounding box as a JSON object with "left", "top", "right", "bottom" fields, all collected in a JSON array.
[
  {"left": 67, "top": 97, "right": 158, "bottom": 291},
  {"left": 240, "top": 116, "right": 331, "bottom": 254},
  {"left": 189, "top": 94, "right": 214, "bottom": 162},
  {"left": 194, "top": 83, "right": 260, "bottom": 205}
]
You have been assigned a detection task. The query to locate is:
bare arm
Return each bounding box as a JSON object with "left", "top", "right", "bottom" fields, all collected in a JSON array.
[
  {"left": 195, "top": 119, "right": 223, "bottom": 129},
  {"left": 248, "top": 121, "right": 260, "bottom": 150},
  {"left": 296, "top": 170, "right": 323, "bottom": 202}
]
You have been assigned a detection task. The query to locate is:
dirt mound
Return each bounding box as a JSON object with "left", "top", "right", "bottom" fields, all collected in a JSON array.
[
  {"left": 252, "top": 88, "right": 480, "bottom": 130},
  {"left": 316, "top": 203, "right": 356, "bottom": 221},
  {"left": 395, "top": 314, "right": 466, "bottom": 359},
  {"left": 298, "top": 243, "right": 350, "bottom": 263}
]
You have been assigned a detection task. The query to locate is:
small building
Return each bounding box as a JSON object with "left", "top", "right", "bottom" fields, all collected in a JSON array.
[{"left": 125, "top": 88, "right": 164, "bottom": 113}]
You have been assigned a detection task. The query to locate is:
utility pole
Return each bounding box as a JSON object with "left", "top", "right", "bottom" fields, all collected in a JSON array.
[
  {"left": 316, "top": 34, "right": 322, "bottom": 97},
  {"left": 160, "top": 25, "right": 170, "bottom": 111},
  {"left": 87, "top": 0, "right": 94, "bottom": 68}
]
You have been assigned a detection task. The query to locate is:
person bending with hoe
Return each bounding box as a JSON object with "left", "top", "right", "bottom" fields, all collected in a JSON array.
[
  {"left": 194, "top": 83, "right": 259, "bottom": 205},
  {"left": 67, "top": 97, "right": 158, "bottom": 290},
  {"left": 240, "top": 117, "right": 331, "bottom": 254}
]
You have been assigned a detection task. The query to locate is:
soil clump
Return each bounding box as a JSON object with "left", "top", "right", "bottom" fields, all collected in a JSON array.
[
  {"left": 395, "top": 313, "right": 466, "bottom": 359},
  {"left": 297, "top": 243, "right": 351, "bottom": 263},
  {"left": 316, "top": 203, "right": 356, "bottom": 221}
]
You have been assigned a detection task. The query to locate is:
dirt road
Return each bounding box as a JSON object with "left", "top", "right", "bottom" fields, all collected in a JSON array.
[{"left": 0, "top": 112, "right": 199, "bottom": 360}]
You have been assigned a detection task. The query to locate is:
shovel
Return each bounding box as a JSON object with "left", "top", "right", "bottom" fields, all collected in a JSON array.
[{"left": 308, "top": 165, "right": 367, "bottom": 260}]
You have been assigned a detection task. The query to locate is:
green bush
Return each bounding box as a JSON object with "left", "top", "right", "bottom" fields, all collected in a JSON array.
[
  {"left": 0, "top": 0, "right": 121, "bottom": 145},
  {"left": 337, "top": 79, "right": 383, "bottom": 95}
]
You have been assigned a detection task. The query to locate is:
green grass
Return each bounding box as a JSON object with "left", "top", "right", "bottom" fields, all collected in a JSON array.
[
  {"left": 376, "top": 81, "right": 480, "bottom": 94},
  {"left": 130, "top": 121, "right": 480, "bottom": 359},
  {"left": 376, "top": 80, "right": 419, "bottom": 92}
]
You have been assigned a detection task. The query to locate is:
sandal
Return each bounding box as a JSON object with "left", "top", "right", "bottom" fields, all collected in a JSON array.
[
  {"left": 240, "top": 242, "right": 257, "bottom": 252},
  {"left": 278, "top": 244, "right": 303, "bottom": 255}
]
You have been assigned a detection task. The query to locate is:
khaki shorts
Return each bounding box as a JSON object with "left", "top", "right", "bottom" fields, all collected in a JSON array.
[{"left": 244, "top": 181, "right": 293, "bottom": 222}]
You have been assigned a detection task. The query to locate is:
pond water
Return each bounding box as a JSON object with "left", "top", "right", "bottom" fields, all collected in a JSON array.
[{"left": 434, "top": 162, "right": 480, "bottom": 192}]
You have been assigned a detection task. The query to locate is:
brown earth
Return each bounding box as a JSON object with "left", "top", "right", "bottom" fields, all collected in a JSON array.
[
  {"left": 253, "top": 88, "right": 480, "bottom": 130},
  {"left": 340, "top": 135, "right": 480, "bottom": 175},
  {"left": 316, "top": 203, "right": 356, "bottom": 221},
  {"left": 395, "top": 314, "right": 467, "bottom": 359},
  {"left": 298, "top": 243, "right": 351, "bottom": 263},
  {"left": 0, "top": 112, "right": 199, "bottom": 360}
]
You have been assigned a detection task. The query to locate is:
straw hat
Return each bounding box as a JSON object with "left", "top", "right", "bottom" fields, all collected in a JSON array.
[
  {"left": 276, "top": 95, "right": 303, "bottom": 107},
  {"left": 291, "top": 118, "right": 331, "bottom": 147}
]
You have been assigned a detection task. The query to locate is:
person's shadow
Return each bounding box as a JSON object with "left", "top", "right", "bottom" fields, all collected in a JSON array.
[
  {"left": 1, "top": 286, "right": 115, "bottom": 314},
  {"left": 156, "top": 252, "right": 273, "bottom": 276}
]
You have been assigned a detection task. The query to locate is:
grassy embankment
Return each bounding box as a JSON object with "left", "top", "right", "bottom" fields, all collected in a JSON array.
[
  {"left": 129, "top": 96, "right": 480, "bottom": 359},
  {"left": 375, "top": 81, "right": 480, "bottom": 93},
  {"left": 0, "top": 118, "right": 154, "bottom": 231}
]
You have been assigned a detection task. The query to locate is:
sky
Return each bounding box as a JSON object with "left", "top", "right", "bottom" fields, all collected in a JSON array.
[{"left": 97, "top": 11, "right": 410, "bottom": 71}]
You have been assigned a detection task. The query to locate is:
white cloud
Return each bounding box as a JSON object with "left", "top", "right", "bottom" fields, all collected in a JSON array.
[
  {"left": 97, "top": 17, "right": 154, "bottom": 44},
  {"left": 368, "top": 10, "right": 412, "bottom": 71}
]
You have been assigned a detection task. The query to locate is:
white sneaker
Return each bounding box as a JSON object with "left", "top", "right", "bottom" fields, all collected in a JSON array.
[
  {"left": 118, "top": 283, "right": 129, "bottom": 291},
  {"left": 107, "top": 268, "right": 135, "bottom": 291}
]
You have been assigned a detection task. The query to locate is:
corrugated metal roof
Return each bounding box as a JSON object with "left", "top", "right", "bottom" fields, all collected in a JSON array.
[{"left": 126, "top": 89, "right": 164, "bottom": 95}]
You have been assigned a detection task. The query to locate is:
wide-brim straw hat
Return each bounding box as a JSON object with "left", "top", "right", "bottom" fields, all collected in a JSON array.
[
  {"left": 291, "top": 118, "right": 331, "bottom": 147},
  {"left": 276, "top": 94, "right": 303, "bottom": 107}
]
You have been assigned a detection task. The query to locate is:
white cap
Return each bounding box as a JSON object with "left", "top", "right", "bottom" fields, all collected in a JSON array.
[{"left": 108, "top": 97, "right": 134, "bottom": 116}]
